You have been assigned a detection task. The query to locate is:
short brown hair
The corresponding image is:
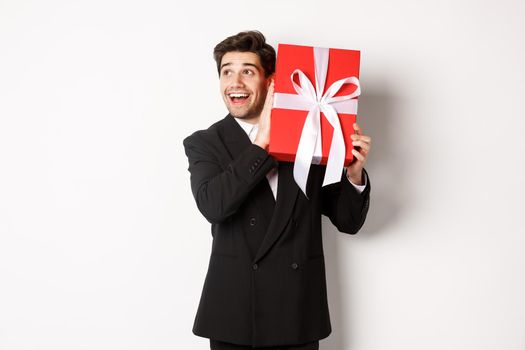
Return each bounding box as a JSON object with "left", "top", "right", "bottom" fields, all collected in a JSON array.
[{"left": 213, "top": 30, "right": 276, "bottom": 78}]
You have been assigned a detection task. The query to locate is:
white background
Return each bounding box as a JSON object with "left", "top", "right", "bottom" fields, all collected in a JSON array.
[{"left": 1, "top": 0, "right": 524, "bottom": 349}]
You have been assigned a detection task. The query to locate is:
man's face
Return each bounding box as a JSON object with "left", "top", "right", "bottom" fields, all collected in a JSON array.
[{"left": 219, "top": 51, "right": 270, "bottom": 122}]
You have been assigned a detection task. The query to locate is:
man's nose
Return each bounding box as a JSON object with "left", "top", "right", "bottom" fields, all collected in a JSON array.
[{"left": 231, "top": 73, "right": 244, "bottom": 86}]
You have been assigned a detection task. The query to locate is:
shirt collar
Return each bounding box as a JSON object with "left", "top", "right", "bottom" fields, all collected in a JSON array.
[{"left": 233, "top": 117, "right": 257, "bottom": 137}]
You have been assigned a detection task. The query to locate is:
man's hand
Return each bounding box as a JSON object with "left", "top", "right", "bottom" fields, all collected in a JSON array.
[
  {"left": 346, "top": 122, "right": 371, "bottom": 185},
  {"left": 253, "top": 79, "right": 274, "bottom": 150}
]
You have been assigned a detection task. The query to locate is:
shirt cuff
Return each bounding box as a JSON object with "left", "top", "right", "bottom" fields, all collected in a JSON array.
[{"left": 344, "top": 168, "right": 367, "bottom": 194}]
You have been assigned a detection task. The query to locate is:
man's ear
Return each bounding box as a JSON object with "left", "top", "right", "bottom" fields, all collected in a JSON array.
[{"left": 266, "top": 74, "right": 275, "bottom": 86}]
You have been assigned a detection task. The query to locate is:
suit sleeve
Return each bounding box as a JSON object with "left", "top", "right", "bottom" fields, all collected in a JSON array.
[
  {"left": 321, "top": 168, "right": 371, "bottom": 234},
  {"left": 183, "top": 132, "right": 278, "bottom": 224}
]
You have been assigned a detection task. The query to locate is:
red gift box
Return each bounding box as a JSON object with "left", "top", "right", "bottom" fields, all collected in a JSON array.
[{"left": 269, "top": 44, "right": 361, "bottom": 167}]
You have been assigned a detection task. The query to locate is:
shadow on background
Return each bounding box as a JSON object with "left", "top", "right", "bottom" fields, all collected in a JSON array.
[{"left": 320, "top": 86, "right": 407, "bottom": 350}]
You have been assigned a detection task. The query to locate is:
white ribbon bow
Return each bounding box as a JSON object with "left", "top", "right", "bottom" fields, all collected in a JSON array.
[{"left": 273, "top": 47, "right": 361, "bottom": 197}]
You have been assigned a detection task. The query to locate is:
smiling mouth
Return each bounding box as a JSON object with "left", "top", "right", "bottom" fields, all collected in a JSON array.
[{"left": 228, "top": 92, "right": 250, "bottom": 105}]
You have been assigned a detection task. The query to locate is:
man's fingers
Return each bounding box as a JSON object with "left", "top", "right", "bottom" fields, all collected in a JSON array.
[
  {"left": 351, "top": 134, "right": 371, "bottom": 143},
  {"left": 265, "top": 95, "right": 273, "bottom": 111},
  {"left": 351, "top": 149, "right": 365, "bottom": 162},
  {"left": 351, "top": 140, "right": 370, "bottom": 152},
  {"left": 265, "top": 81, "right": 275, "bottom": 108},
  {"left": 354, "top": 123, "right": 361, "bottom": 135},
  {"left": 267, "top": 80, "right": 274, "bottom": 96}
]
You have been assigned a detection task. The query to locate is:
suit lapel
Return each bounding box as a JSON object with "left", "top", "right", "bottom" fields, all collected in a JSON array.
[
  {"left": 253, "top": 162, "right": 299, "bottom": 263},
  {"left": 221, "top": 114, "right": 252, "bottom": 160},
  {"left": 221, "top": 114, "right": 276, "bottom": 207},
  {"left": 219, "top": 114, "right": 300, "bottom": 264}
]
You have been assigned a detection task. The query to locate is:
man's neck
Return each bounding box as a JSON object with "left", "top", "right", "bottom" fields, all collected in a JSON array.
[{"left": 234, "top": 115, "right": 259, "bottom": 125}]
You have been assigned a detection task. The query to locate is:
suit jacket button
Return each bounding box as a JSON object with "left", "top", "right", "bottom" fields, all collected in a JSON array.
[
  {"left": 252, "top": 264, "right": 258, "bottom": 270},
  {"left": 249, "top": 218, "right": 256, "bottom": 226},
  {"left": 291, "top": 262, "right": 298, "bottom": 270}
]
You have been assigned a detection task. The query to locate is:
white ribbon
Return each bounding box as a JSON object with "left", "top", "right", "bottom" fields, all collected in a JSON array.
[{"left": 273, "top": 47, "right": 361, "bottom": 197}]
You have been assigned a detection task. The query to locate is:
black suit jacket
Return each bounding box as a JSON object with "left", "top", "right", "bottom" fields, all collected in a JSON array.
[{"left": 183, "top": 114, "right": 370, "bottom": 347}]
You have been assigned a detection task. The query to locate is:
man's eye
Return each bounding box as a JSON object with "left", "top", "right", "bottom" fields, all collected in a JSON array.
[
  {"left": 243, "top": 70, "right": 254, "bottom": 75},
  {"left": 222, "top": 70, "right": 231, "bottom": 76}
]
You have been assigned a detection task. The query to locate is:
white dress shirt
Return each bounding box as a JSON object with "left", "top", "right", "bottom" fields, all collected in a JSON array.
[{"left": 233, "top": 117, "right": 366, "bottom": 199}]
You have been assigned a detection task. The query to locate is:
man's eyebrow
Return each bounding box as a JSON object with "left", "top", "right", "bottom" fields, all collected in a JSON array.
[
  {"left": 220, "top": 62, "right": 232, "bottom": 70},
  {"left": 220, "top": 62, "right": 260, "bottom": 70},
  {"left": 241, "top": 63, "right": 259, "bottom": 69}
]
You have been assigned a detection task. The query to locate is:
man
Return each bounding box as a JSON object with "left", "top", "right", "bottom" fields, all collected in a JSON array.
[{"left": 183, "top": 31, "right": 371, "bottom": 350}]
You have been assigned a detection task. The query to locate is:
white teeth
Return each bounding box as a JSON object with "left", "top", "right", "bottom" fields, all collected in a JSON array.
[{"left": 229, "top": 93, "right": 249, "bottom": 98}]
